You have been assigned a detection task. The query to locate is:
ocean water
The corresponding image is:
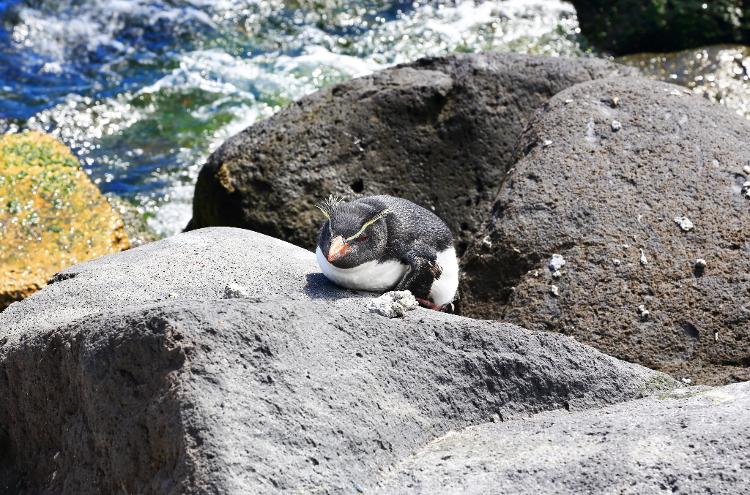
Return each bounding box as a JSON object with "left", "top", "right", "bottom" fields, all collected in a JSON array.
[{"left": 0, "top": 0, "right": 585, "bottom": 236}]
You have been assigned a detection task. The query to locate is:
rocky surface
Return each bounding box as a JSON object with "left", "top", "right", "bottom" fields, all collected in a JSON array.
[
  {"left": 571, "top": 0, "right": 749, "bottom": 55},
  {"left": 460, "top": 77, "right": 750, "bottom": 385},
  {"left": 0, "top": 132, "right": 129, "bottom": 310},
  {"left": 0, "top": 228, "right": 674, "bottom": 494},
  {"left": 377, "top": 381, "right": 750, "bottom": 494},
  {"left": 188, "top": 53, "right": 633, "bottom": 254}
]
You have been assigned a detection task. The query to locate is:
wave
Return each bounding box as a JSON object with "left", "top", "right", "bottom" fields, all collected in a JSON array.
[{"left": 1, "top": 0, "right": 582, "bottom": 236}]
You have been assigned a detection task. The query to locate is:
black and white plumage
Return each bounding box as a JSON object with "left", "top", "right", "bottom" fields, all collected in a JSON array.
[{"left": 315, "top": 195, "right": 458, "bottom": 309}]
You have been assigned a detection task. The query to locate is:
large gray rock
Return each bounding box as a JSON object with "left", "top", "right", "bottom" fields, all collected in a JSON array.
[
  {"left": 0, "top": 228, "right": 673, "bottom": 493},
  {"left": 461, "top": 77, "right": 750, "bottom": 385},
  {"left": 188, "top": 53, "right": 633, "bottom": 254},
  {"left": 377, "top": 381, "right": 750, "bottom": 494}
]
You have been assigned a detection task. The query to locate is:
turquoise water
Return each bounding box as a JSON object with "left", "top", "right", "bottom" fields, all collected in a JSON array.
[{"left": 0, "top": 0, "right": 584, "bottom": 235}]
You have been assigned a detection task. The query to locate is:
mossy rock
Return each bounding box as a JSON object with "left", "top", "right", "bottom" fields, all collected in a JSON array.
[{"left": 0, "top": 132, "right": 129, "bottom": 309}]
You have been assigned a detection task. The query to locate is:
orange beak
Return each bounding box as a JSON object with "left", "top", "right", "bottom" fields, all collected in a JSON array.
[{"left": 327, "top": 235, "right": 352, "bottom": 262}]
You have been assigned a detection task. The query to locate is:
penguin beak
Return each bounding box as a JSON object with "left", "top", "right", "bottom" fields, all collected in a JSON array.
[{"left": 327, "top": 235, "right": 352, "bottom": 262}]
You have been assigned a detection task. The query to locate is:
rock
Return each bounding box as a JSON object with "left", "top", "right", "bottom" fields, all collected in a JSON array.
[
  {"left": 638, "top": 304, "right": 650, "bottom": 321},
  {"left": 0, "top": 228, "right": 674, "bottom": 493},
  {"left": 610, "top": 120, "right": 621, "bottom": 131},
  {"left": 461, "top": 77, "right": 750, "bottom": 385},
  {"left": 188, "top": 53, "right": 633, "bottom": 254},
  {"left": 222, "top": 283, "right": 253, "bottom": 299},
  {"left": 571, "top": 1, "right": 750, "bottom": 55},
  {"left": 673, "top": 216, "right": 694, "bottom": 232},
  {"left": 548, "top": 254, "right": 566, "bottom": 272},
  {"left": 0, "top": 132, "right": 129, "bottom": 310},
  {"left": 367, "top": 290, "right": 419, "bottom": 318},
  {"left": 376, "top": 381, "right": 750, "bottom": 494}
]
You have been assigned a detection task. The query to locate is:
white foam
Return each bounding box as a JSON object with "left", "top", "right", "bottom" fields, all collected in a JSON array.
[{"left": 11, "top": 0, "right": 583, "bottom": 237}]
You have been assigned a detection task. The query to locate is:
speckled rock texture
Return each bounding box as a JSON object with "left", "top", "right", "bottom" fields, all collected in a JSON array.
[
  {"left": 461, "top": 77, "right": 750, "bottom": 385},
  {"left": 377, "top": 381, "right": 750, "bottom": 494},
  {"left": 0, "top": 228, "right": 672, "bottom": 494},
  {"left": 188, "top": 53, "right": 633, "bottom": 255},
  {"left": 0, "top": 132, "right": 129, "bottom": 310}
]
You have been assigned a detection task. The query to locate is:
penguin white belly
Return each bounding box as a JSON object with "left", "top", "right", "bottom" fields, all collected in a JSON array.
[
  {"left": 316, "top": 246, "right": 409, "bottom": 292},
  {"left": 429, "top": 247, "right": 459, "bottom": 306}
]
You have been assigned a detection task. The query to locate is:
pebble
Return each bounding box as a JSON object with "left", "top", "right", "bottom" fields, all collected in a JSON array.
[
  {"left": 611, "top": 120, "right": 622, "bottom": 132},
  {"left": 367, "top": 290, "right": 418, "bottom": 318},
  {"left": 543, "top": 139, "right": 553, "bottom": 147},
  {"left": 223, "top": 283, "right": 251, "bottom": 299},
  {"left": 612, "top": 258, "right": 622, "bottom": 266},
  {"left": 744, "top": 165, "right": 750, "bottom": 175},
  {"left": 552, "top": 270, "right": 563, "bottom": 279},
  {"left": 638, "top": 304, "right": 650, "bottom": 320},
  {"left": 681, "top": 378, "right": 692, "bottom": 385},
  {"left": 639, "top": 249, "right": 648, "bottom": 266},
  {"left": 549, "top": 253, "right": 566, "bottom": 272},
  {"left": 673, "top": 216, "right": 694, "bottom": 232},
  {"left": 695, "top": 258, "right": 707, "bottom": 269},
  {"left": 549, "top": 285, "right": 560, "bottom": 297},
  {"left": 482, "top": 236, "right": 492, "bottom": 249},
  {"left": 605, "top": 96, "right": 621, "bottom": 108}
]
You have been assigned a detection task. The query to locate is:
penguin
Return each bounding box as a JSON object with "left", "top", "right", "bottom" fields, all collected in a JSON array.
[{"left": 314, "top": 194, "right": 459, "bottom": 310}]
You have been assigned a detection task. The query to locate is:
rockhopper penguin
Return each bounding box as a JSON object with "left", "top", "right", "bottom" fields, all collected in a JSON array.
[{"left": 315, "top": 195, "right": 458, "bottom": 310}]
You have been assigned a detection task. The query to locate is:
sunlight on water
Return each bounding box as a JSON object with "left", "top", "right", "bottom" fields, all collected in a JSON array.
[{"left": 0, "top": 0, "right": 583, "bottom": 236}]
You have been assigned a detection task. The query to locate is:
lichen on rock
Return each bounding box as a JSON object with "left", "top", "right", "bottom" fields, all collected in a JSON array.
[{"left": 0, "top": 132, "right": 129, "bottom": 309}]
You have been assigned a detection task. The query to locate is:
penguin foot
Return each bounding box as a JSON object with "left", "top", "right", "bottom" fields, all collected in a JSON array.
[{"left": 415, "top": 297, "right": 444, "bottom": 311}]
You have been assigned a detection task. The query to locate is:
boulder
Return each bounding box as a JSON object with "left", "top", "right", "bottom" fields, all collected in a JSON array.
[
  {"left": 0, "top": 132, "right": 129, "bottom": 310},
  {"left": 571, "top": 0, "right": 749, "bottom": 55},
  {"left": 460, "top": 77, "right": 750, "bottom": 385},
  {"left": 0, "top": 228, "right": 674, "bottom": 493},
  {"left": 188, "top": 53, "right": 633, "bottom": 254},
  {"left": 377, "top": 381, "right": 750, "bottom": 494}
]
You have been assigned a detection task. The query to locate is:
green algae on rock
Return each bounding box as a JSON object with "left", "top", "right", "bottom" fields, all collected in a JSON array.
[{"left": 0, "top": 132, "right": 129, "bottom": 310}]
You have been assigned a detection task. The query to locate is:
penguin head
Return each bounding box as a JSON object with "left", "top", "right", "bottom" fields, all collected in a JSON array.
[{"left": 316, "top": 197, "right": 390, "bottom": 269}]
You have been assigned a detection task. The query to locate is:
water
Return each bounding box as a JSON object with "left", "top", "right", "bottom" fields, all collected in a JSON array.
[
  {"left": 1, "top": 0, "right": 585, "bottom": 236},
  {"left": 619, "top": 45, "right": 750, "bottom": 120}
]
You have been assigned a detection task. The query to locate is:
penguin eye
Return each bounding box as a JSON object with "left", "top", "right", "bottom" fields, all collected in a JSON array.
[{"left": 357, "top": 235, "right": 369, "bottom": 243}]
